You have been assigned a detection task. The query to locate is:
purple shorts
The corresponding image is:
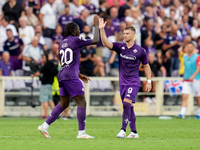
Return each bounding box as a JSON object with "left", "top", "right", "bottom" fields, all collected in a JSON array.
[
  {"left": 10, "top": 56, "right": 22, "bottom": 71},
  {"left": 120, "top": 85, "right": 140, "bottom": 103},
  {"left": 59, "top": 79, "right": 84, "bottom": 98}
]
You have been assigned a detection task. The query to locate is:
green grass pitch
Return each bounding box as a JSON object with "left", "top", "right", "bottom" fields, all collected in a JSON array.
[{"left": 0, "top": 117, "right": 200, "bottom": 150}]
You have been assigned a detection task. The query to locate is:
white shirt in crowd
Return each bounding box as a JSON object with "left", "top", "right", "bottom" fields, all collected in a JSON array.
[
  {"left": 191, "top": 27, "right": 200, "bottom": 38},
  {"left": 0, "top": 25, "right": 7, "bottom": 52},
  {"left": 19, "top": 26, "right": 35, "bottom": 45},
  {"left": 40, "top": 3, "right": 57, "bottom": 29},
  {"left": 22, "top": 44, "right": 43, "bottom": 71}
]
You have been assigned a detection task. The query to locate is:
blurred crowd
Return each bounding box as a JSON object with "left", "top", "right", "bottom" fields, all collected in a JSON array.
[{"left": 0, "top": 0, "right": 200, "bottom": 80}]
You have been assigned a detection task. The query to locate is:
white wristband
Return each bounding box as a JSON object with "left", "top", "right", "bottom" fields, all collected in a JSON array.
[{"left": 147, "top": 79, "right": 151, "bottom": 83}]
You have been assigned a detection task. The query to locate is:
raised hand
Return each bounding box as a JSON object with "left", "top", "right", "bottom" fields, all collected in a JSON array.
[
  {"left": 92, "top": 14, "right": 99, "bottom": 27},
  {"left": 99, "top": 18, "right": 107, "bottom": 29}
]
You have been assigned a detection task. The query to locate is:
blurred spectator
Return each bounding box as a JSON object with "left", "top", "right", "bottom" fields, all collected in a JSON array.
[
  {"left": 191, "top": 19, "right": 200, "bottom": 41},
  {"left": 73, "top": 9, "right": 89, "bottom": 33},
  {"left": 39, "top": 0, "right": 56, "bottom": 38},
  {"left": 155, "top": 24, "right": 167, "bottom": 52},
  {"left": 157, "top": 9, "right": 165, "bottom": 26},
  {"left": 0, "top": 51, "right": 12, "bottom": 76},
  {"left": 58, "top": 5, "right": 74, "bottom": 33},
  {"left": 183, "top": 5, "right": 193, "bottom": 25},
  {"left": 104, "top": 16, "right": 118, "bottom": 38},
  {"left": 83, "top": 0, "right": 98, "bottom": 14},
  {"left": 52, "top": 25, "right": 64, "bottom": 45},
  {"left": 173, "top": 0, "right": 184, "bottom": 18},
  {"left": 24, "top": 6, "right": 40, "bottom": 27},
  {"left": 51, "top": 43, "right": 59, "bottom": 61},
  {"left": 34, "top": 24, "right": 47, "bottom": 50},
  {"left": 32, "top": 51, "right": 58, "bottom": 119},
  {"left": 107, "top": 0, "right": 124, "bottom": 8},
  {"left": 3, "top": 29, "right": 24, "bottom": 71},
  {"left": 19, "top": 16, "right": 35, "bottom": 45},
  {"left": 0, "top": 0, "right": 6, "bottom": 16},
  {"left": 22, "top": 36, "right": 43, "bottom": 76},
  {"left": 2, "top": 0, "right": 25, "bottom": 24},
  {"left": 141, "top": 19, "right": 156, "bottom": 48},
  {"left": 180, "top": 15, "right": 191, "bottom": 41},
  {"left": 109, "top": 51, "right": 118, "bottom": 77},
  {"left": 98, "top": 0, "right": 108, "bottom": 17},
  {"left": 163, "top": 24, "right": 181, "bottom": 71},
  {"left": 80, "top": 25, "right": 94, "bottom": 39},
  {"left": 1, "top": 16, "right": 18, "bottom": 36},
  {"left": 80, "top": 38, "right": 105, "bottom": 77},
  {"left": 110, "top": 6, "right": 120, "bottom": 30},
  {"left": 23, "top": 0, "right": 40, "bottom": 15},
  {"left": 178, "top": 36, "right": 192, "bottom": 77},
  {"left": 80, "top": 44, "right": 96, "bottom": 76},
  {"left": 130, "top": 7, "right": 142, "bottom": 45},
  {"left": 118, "top": 0, "right": 133, "bottom": 19},
  {"left": 120, "top": 7, "right": 131, "bottom": 22},
  {"left": 163, "top": 49, "right": 174, "bottom": 77},
  {"left": 143, "top": 3, "right": 157, "bottom": 22},
  {"left": 0, "top": 16, "right": 7, "bottom": 55},
  {"left": 148, "top": 53, "right": 166, "bottom": 92}
]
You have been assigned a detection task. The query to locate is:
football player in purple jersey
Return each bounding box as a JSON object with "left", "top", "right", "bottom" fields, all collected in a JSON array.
[
  {"left": 38, "top": 15, "right": 99, "bottom": 139},
  {"left": 99, "top": 18, "right": 152, "bottom": 138}
]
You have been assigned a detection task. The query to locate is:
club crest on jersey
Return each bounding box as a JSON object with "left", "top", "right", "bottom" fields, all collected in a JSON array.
[
  {"left": 133, "top": 49, "right": 137, "bottom": 53},
  {"left": 121, "top": 47, "right": 125, "bottom": 50}
]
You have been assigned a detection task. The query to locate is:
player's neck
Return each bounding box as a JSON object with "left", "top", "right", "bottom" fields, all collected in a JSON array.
[{"left": 126, "top": 41, "right": 135, "bottom": 49}]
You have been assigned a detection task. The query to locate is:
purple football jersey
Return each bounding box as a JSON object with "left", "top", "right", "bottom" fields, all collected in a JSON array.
[
  {"left": 58, "top": 36, "right": 92, "bottom": 82},
  {"left": 112, "top": 42, "right": 148, "bottom": 86}
]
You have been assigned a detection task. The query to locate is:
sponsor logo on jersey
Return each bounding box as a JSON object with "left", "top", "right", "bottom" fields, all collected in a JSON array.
[{"left": 120, "top": 53, "right": 136, "bottom": 60}]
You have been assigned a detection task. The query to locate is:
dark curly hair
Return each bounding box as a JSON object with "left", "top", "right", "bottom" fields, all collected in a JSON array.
[{"left": 64, "top": 22, "right": 79, "bottom": 37}]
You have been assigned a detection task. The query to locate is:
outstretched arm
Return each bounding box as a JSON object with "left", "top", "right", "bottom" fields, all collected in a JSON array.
[
  {"left": 99, "top": 18, "right": 113, "bottom": 49},
  {"left": 143, "top": 64, "right": 152, "bottom": 93},
  {"left": 92, "top": 15, "right": 100, "bottom": 44}
]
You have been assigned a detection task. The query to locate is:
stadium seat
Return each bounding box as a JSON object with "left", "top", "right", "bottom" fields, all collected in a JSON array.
[
  {"left": 90, "top": 96, "right": 102, "bottom": 106},
  {"left": 4, "top": 80, "right": 14, "bottom": 91},
  {"left": 90, "top": 80, "right": 101, "bottom": 92},
  {"left": 102, "top": 96, "right": 113, "bottom": 106},
  {"left": 98, "top": 80, "right": 113, "bottom": 92},
  {"left": 14, "top": 69, "right": 24, "bottom": 76}
]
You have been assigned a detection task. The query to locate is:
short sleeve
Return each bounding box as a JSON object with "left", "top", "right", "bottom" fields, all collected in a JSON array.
[
  {"left": 111, "top": 42, "right": 121, "bottom": 54},
  {"left": 40, "top": 4, "right": 47, "bottom": 14},
  {"left": 196, "top": 55, "right": 200, "bottom": 66},
  {"left": 141, "top": 48, "right": 148, "bottom": 65},
  {"left": 75, "top": 36, "right": 92, "bottom": 48}
]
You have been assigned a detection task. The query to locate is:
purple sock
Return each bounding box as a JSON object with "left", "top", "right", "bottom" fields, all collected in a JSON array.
[
  {"left": 77, "top": 107, "right": 86, "bottom": 131},
  {"left": 121, "top": 102, "right": 131, "bottom": 131},
  {"left": 46, "top": 104, "right": 64, "bottom": 125},
  {"left": 129, "top": 106, "right": 137, "bottom": 132}
]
